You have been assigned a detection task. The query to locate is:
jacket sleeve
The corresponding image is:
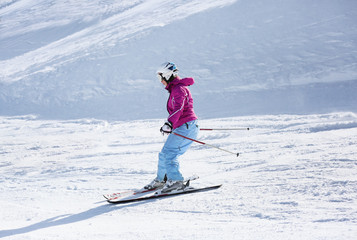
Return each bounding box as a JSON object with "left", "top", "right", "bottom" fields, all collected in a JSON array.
[{"left": 167, "top": 86, "right": 187, "bottom": 127}]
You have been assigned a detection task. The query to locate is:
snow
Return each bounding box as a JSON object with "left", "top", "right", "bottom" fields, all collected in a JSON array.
[
  {"left": 1, "top": 0, "right": 357, "bottom": 239},
  {"left": 1, "top": 0, "right": 357, "bottom": 119},
  {"left": 0, "top": 113, "right": 356, "bottom": 239}
]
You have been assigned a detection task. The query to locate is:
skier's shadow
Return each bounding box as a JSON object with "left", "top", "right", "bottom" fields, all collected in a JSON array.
[{"left": 0, "top": 200, "right": 150, "bottom": 238}]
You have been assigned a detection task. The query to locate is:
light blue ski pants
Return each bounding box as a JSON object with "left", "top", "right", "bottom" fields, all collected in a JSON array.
[{"left": 156, "top": 120, "right": 199, "bottom": 181}]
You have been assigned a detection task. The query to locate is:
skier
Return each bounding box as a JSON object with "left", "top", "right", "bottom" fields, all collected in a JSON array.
[{"left": 145, "top": 62, "right": 199, "bottom": 193}]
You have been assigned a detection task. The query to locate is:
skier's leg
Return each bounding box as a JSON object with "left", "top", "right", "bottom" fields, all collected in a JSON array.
[
  {"left": 160, "top": 133, "right": 185, "bottom": 181},
  {"left": 174, "top": 120, "right": 199, "bottom": 153},
  {"left": 156, "top": 152, "right": 167, "bottom": 181},
  {"left": 161, "top": 120, "right": 199, "bottom": 181}
]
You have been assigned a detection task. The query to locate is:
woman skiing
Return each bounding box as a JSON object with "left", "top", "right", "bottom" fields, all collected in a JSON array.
[{"left": 145, "top": 62, "right": 199, "bottom": 193}]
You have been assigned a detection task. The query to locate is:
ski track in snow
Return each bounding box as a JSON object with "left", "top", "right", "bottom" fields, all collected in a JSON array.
[{"left": 0, "top": 113, "right": 356, "bottom": 239}]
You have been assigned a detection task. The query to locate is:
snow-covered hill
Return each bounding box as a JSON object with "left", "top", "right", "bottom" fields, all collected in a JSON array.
[
  {"left": 1, "top": 0, "right": 357, "bottom": 119},
  {"left": 1, "top": 1, "right": 357, "bottom": 239},
  {"left": 0, "top": 112, "right": 356, "bottom": 239}
]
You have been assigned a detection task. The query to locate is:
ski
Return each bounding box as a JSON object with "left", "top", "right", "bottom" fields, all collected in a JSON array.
[
  {"left": 103, "top": 174, "right": 199, "bottom": 200},
  {"left": 103, "top": 187, "right": 155, "bottom": 200},
  {"left": 107, "top": 184, "right": 222, "bottom": 204}
]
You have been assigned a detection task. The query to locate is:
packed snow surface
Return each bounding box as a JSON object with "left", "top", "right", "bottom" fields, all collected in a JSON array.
[{"left": 0, "top": 113, "right": 357, "bottom": 239}]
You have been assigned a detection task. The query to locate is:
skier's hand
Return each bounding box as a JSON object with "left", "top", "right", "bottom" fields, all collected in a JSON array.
[{"left": 160, "top": 121, "right": 172, "bottom": 135}]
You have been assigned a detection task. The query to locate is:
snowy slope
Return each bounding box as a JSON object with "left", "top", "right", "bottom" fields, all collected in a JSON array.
[
  {"left": 1, "top": 2, "right": 357, "bottom": 238},
  {"left": 1, "top": 0, "right": 357, "bottom": 119},
  {"left": 0, "top": 113, "right": 356, "bottom": 239}
]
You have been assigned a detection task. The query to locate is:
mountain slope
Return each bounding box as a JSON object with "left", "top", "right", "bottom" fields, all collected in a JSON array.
[{"left": 0, "top": 0, "right": 357, "bottom": 119}]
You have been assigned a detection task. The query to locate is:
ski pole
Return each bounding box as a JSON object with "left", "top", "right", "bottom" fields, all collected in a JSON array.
[
  {"left": 173, "top": 132, "right": 239, "bottom": 157},
  {"left": 200, "top": 128, "right": 250, "bottom": 131}
]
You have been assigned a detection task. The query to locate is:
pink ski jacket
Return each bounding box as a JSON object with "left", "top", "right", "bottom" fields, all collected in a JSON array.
[{"left": 166, "top": 77, "right": 198, "bottom": 129}]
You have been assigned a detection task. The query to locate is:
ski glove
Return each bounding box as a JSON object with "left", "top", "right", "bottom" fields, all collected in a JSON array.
[{"left": 160, "top": 121, "right": 173, "bottom": 135}]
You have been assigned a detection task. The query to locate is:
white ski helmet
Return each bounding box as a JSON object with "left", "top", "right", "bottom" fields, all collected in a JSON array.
[{"left": 157, "top": 62, "right": 178, "bottom": 82}]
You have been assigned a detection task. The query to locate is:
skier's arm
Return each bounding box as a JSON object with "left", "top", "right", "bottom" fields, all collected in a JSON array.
[{"left": 167, "top": 86, "right": 186, "bottom": 127}]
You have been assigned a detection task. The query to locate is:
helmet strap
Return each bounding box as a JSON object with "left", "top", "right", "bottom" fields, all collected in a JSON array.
[{"left": 167, "top": 74, "right": 175, "bottom": 83}]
